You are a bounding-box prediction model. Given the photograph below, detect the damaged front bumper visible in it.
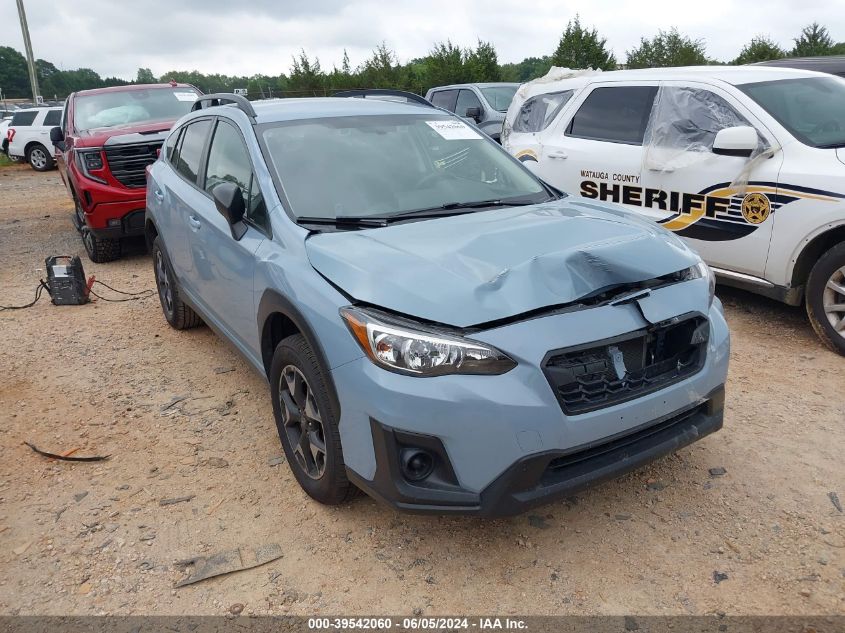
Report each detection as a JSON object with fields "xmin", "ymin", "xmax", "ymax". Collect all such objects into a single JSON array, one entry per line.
[{"xmin": 333, "ymin": 281, "xmax": 730, "ymax": 517}]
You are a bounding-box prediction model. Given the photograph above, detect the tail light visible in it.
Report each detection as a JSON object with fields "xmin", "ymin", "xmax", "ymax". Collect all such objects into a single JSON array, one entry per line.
[{"xmin": 7, "ymin": 128, "xmax": 15, "ymax": 142}]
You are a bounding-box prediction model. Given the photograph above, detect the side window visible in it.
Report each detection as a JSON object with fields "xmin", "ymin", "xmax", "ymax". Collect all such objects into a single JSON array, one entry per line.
[
  {"xmin": 174, "ymin": 119, "xmax": 211, "ymax": 184},
  {"xmin": 566, "ymin": 86, "xmax": 658, "ymax": 145},
  {"xmin": 204, "ymin": 120, "xmax": 268, "ymax": 232},
  {"xmin": 43, "ymin": 110, "xmax": 62, "ymax": 127},
  {"xmin": 646, "ymin": 86, "xmax": 753, "ymax": 152},
  {"xmin": 430, "ymin": 90, "xmax": 458, "ymax": 112},
  {"xmin": 513, "ymin": 90, "xmax": 574, "ymax": 133},
  {"xmin": 10, "ymin": 111, "xmax": 37, "ymax": 126},
  {"xmin": 455, "ymin": 89, "xmax": 483, "ymax": 118},
  {"xmin": 165, "ymin": 127, "xmax": 183, "ymax": 163}
]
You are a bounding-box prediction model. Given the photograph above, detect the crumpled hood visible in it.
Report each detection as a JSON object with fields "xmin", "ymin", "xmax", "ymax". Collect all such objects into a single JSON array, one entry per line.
[{"xmin": 306, "ymin": 199, "xmax": 700, "ymax": 327}]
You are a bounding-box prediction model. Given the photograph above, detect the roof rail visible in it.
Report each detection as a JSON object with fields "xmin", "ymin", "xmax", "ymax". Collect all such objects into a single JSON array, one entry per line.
[
  {"xmin": 332, "ymin": 89, "xmax": 434, "ymax": 107},
  {"xmin": 191, "ymin": 93, "xmax": 257, "ymax": 120}
]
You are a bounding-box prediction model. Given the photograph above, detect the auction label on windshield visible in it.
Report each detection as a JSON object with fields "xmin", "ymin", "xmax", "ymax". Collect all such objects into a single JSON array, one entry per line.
[
  {"xmin": 173, "ymin": 92, "xmax": 198, "ymax": 102},
  {"xmin": 426, "ymin": 120, "xmax": 483, "ymax": 140}
]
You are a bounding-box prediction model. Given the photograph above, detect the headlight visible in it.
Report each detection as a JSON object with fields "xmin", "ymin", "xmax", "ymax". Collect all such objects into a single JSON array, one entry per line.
[
  {"xmin": 680, "ymin": 260, "xmax": 715, "ymax": 306},
  {"xmin": 340, "ymin": 307, "xmax": 516, "ymax": 377},
  {"xmin": 76, "ymin": 149, "xmax": 107, "ymax": 184}
]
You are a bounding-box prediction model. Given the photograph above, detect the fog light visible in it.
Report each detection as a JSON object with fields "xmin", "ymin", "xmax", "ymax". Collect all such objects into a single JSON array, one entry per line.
[
  {"xmin": 400, "ymin": 449, "xmax": 434, "ymax": 482},
  {"xmin": 107, "ymin": 218, "xmax": 121, "ymax": 227}
]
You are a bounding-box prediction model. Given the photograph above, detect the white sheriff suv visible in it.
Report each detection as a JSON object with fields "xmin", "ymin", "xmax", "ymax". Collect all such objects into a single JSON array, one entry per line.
[
  {"xmin": 503, "ymin": 66, "xmax": 845, "ymax": 355},
  {"xmin": 6, "ymin": 106, "xmax": 63, "ymax": 171}
]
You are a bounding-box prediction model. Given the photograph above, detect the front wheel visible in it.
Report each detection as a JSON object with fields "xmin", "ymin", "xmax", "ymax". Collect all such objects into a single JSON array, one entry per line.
[
  {"xmin": 26, "ymin": 144, "xmax": 54, "ymax": 171},
  {"xmin": 82, "ymin": 228, "xmax": 121, "ymax": 263},
  {"xmin": 806, "ymin": 242, "xmax": 845, "ymax": 355},
  {"xmin": 269, "ymin": 334, "xmax": 355, "ymax": 505}
]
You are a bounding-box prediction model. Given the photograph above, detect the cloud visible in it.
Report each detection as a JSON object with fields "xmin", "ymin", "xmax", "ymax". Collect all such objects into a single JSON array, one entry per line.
[{"xmin": 3, "ymin": 0, "xmax": 843, "ymax": 79}]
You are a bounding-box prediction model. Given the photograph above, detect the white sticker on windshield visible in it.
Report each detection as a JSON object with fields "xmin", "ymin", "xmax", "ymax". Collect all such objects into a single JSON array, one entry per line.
[
  {"xmin": 425, "ymin": 120, "xmax": 483, "ymax": 140},
  {"xmin": 174, "ymin": 92, "xmax": 197, "ymax": 102}
]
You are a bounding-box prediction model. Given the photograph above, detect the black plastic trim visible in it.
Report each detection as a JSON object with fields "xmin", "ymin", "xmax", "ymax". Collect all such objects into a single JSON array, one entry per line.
[{"xmin": 349, "ymin": 386, "xmax": 724, "ymax": 517}]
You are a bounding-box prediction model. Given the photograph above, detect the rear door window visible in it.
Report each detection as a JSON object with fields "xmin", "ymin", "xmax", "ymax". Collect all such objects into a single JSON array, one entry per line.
[
  {"xmin": 43, "ymin": 110, "xmax": 62, "ymax": 127},
  {"xmin": 173, "ymin": 119, "xmax": 212, "ymax": 184},
  {"xmin": 430, "ymin": 89, "xmax": 458, "ymax": 112},
  {"xmin": 10, "ymin": 111, "xmax": 38, "ymax": 126},
  {"xmin": 566, "ymin": 86, "xmax": 658, "ymax": 145}
]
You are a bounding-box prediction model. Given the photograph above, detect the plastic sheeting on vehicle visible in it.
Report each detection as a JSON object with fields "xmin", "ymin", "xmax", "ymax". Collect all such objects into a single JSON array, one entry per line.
[
  {"xmin": 503, "ymin": 67, "xmax": 601, "ymax": 145},
  {"xmin": 642, "ymin": 85, "xmax": 780, "ymax": 190}
]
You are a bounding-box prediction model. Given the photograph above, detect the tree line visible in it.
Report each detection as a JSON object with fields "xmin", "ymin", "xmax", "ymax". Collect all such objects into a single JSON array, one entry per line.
[{"xmin": 1, "ymin": 20, "xmax": 843, "ymax": 100}]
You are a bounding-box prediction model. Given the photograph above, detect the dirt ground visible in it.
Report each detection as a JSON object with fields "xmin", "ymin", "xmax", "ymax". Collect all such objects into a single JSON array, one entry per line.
[{"xmin": 0, "ymin": 164, "xmax": 842, "ymax": 617}]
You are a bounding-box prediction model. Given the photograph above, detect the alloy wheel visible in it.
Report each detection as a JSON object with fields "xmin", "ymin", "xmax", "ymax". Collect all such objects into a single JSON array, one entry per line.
[
  {"xmin": 30, "ymin": 148, "xmax": 47, "ymax": 169},
  {"xmin": 279, "ymin": 365, "xmax": 327, "ymax": 479},
  {"xmin": 823, "ymin": 266, "xmax": 845, "ymax": 339},
  {"xmin": 155, "ymin": 250, "xmax": 173, "ymax": 314}
]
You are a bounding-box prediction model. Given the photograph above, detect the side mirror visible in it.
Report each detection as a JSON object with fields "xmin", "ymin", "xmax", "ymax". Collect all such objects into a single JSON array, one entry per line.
[
  {"xmin": 212, "ymin": 181, "xmax": 247, "ymax": 240},
  {"xmin": 464, "ymin": 106, "xmax": 482, "ymax": 123},
  {"xmin": 712, "ymin": 126, "xmax": 757, "ymax": 158},
  {"xmin": 50, "ymin": 126, "xmax": 66, "ymax": 151}
]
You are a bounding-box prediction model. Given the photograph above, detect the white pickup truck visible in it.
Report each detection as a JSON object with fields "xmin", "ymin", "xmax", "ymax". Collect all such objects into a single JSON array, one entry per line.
[{"xmin": 503, "ymin": 66, "xmax": 845, "ymax": 355}]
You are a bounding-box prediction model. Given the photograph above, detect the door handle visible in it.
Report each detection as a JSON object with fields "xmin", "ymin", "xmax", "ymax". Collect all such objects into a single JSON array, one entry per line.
[
  {"xmin": 547, "ymin": 150, "xmax": 568, "ymax": 159},
  {"xmin": 188, "ymin": 215, "xmax": 201, "ymax": 230},
  {"xmin": 153, "ymin": 189, "xmax": 164, "ymax": 202}
]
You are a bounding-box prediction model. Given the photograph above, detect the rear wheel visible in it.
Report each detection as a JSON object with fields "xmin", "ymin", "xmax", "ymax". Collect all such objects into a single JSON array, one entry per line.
[
  {"xmin": 270, "ymin": 334, "xmax": 355, "ymax": 505},
  {"xmin": 26, "ymin": 144, "xmax": 53, "ymax": 171},
  {"xmin": 151, "ymin": 237, "xmax": 201, "ymax": 330},
  {"xmin": 82, "ymin": 228, "xmax": 121, "ymax": 263},
  {"xmin": 806, "ymin": 242, "xmax": 845, "ymax": 355}
]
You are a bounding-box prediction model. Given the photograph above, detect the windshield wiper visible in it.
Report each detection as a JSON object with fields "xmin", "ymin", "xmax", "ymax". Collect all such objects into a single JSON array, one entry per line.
[
  {"xmin": 391, "ymin": 198, "xmax": 541, "ymax": 220},
  {"xmin": 816, "ymin": 142, "xmax": 845, "ymax": 149},
  {"xmin": 297, "ymin": 197, "xmax": 548, "ymax": 230},
  {"xmin": 296, "ymin": 215, "xmax": 389, "ymax": 228}
]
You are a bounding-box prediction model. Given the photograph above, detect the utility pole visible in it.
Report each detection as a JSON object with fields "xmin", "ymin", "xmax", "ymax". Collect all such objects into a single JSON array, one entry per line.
[{"xmin": 15, "ymin": 0, "xmax": 41, "ymax": 104}]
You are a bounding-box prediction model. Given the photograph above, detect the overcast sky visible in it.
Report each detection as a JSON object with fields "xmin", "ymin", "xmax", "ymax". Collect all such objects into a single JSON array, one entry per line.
[{"xmin": 3, "ymin": 0, "xmax": 843, "ymax": 79}]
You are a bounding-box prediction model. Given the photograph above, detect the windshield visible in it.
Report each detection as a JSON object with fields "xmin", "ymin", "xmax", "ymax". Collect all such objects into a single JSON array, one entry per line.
[
  {"xmin": 480, "ymin": 85, "xmax": 518, "ymax": 112},
  {"xmin": 261, "ymin": 114, "xmax": 547, "ymax": 220},
  {"xmin": 739, "ymin": 76, "xmax": 845, "ymax": 148},
  {"xmin": 73, "ymin": 87, "xmax": 200, "ymax": 131}
]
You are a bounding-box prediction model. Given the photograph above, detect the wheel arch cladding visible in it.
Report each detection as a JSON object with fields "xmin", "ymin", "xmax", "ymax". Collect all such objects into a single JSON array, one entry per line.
[
  {"xmin": 257, "ymin": 289, "xmax": 342, "ymax": 419},
  {"xmin": 144, "ymin": 218, "xmax": 159, "ymax": 252},
  {"xmin": 792, "ymin": 224, "xmax": 845, "ymax": 291}
]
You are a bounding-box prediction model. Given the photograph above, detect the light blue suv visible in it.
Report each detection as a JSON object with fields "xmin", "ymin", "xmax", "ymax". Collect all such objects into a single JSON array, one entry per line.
[{"xmin": 145, "ymin": 92, "xmax": 730, "ymax": 516}]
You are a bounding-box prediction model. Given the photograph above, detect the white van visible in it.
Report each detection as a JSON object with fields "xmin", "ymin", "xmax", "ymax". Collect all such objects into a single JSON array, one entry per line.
[{"xmin": 503, "ymin": 66, "xmax": 845, "ymax": 354}]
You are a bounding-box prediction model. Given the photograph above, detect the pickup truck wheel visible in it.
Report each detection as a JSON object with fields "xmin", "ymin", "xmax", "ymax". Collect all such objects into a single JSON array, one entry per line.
[
  {"xmin": 26, "ymin": 144, "xmax": 53, "ymax": 171},
  {"xmin": 806, "ymin": 242, "xmax": 845, "ymax": 355},
  {"xmin": 151, "ymin": 237, "xmax": 201, "ymax": 330},
  {"xmin": 82, "ymin": 228, "xmax": 121, "ymax": 263},
  {"xmin": 270, "ymin": 334, "xmax": 356, "ymax": 505}
]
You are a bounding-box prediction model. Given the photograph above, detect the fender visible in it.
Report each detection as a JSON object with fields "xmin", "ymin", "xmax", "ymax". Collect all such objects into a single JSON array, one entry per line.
[
  {"xmin": 784, "ymin": 218, "xmax": 845, "ymax": 298},
  {"xmin": 256, "ymin": 289, "xmax": 342, "ymax": 417}
]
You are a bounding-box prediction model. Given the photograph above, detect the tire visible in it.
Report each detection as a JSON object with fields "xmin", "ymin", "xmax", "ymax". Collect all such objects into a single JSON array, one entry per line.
[
  {"xmin": 26, "ymin": 144, "xmax": 54, "ymax": 171},
  {"xmin": 71, "ymin": 195, "xmax": 85, "ymax": 233},
  {"xmin": 805, "ymin": 241, "xmax": 845, "ymax": 356},
  {"xmin": 270, "ymin": 334, "xmax": 355, "ymax": 505},
  {"xmin": 82, "ymin": 227, "xmax": 121, "ymax": 263},
  {"xmin": 151, "ymin": 237, "xmax": 201, "ymax": 330}
]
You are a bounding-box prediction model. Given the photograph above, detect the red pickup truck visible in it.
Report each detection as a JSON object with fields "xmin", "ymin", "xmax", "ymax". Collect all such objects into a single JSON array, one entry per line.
[{"xmin": 51, "ymin": 82, "xmax": 201, "ymax": 262}]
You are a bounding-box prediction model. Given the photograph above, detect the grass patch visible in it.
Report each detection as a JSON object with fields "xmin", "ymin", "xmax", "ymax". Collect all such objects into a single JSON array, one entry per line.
[{"xmin": 0, "ymin": 153, "xmax": 14, "ymax": 168}]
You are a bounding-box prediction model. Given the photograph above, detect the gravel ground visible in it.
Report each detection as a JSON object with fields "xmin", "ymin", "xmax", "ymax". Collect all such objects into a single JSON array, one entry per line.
[{"xmin": 0, "ymin": 164, "xmax": 843, "ymax": 616}]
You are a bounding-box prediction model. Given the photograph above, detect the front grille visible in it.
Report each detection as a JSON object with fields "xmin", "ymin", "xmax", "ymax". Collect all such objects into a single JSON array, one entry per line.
[
  {"xmin": 104, "ymin": 142, "xmax": 161, "ymax": 188},
  {"xmin": 543, "ymin": 315, "xmax": 708, "ymax": 415}
]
